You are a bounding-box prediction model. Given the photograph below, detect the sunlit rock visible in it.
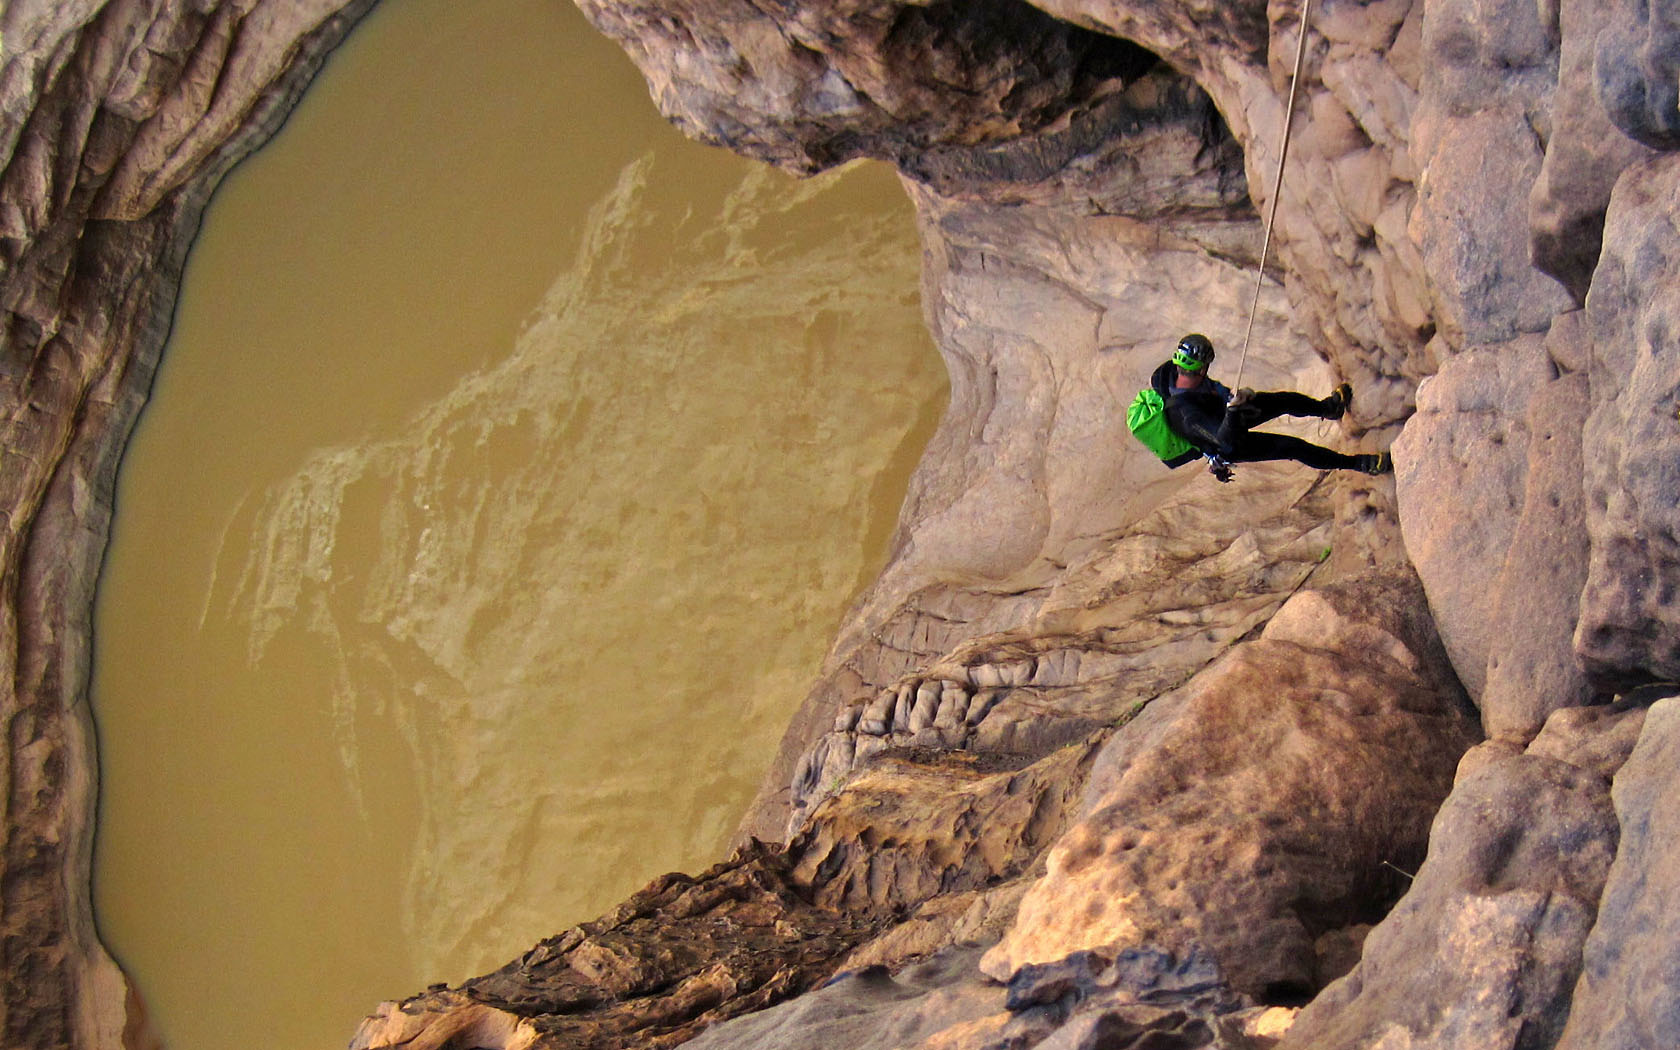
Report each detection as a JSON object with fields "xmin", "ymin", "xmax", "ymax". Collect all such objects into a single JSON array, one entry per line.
[
  {"xmin": 981, "ymin": 573, "xmax": 1476, "ymax": 1001},
  {"xmin": 1394, "ymin": 331, "xmax": 1598, "ymax": 737}
]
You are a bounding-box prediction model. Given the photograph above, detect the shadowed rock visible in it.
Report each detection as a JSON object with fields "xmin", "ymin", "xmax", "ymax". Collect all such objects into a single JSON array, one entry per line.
[
  {"xmin": 1555, "ymin": 696, "xmax": 1680, "ymax": 1050},
  {"xmin": 678, "ymin": 942, "xmax": 1278, "ymax": 1050},
  {"xmin": 1530, "ymin": 0, "xmax": 1658, "ymax": 302},
  {"xmin": 1592, "ymin": 0, "xmax": 1680, "ymax": 149},
  {"xmin": 1576, "ymin": 153, "xmax": 1680, "ymax": 690},
  {"xmin": 573, "ymin": 0, "xmax": 1167, "ymax": 187},
  {"xmin": 352, "ymin": 841, "xmax": 883, "ymax": 1050},
  {"xmin": 1279, "ymin": 699, "xmax": 1645, "ymax": 1050}
]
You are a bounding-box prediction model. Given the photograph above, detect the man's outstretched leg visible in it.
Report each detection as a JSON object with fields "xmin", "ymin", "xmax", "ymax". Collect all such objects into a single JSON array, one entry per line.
[
  {"xmin": 1231, "ymin": 383, "xmax": 1354, "ymax": 427},
  {"xmin": 1229, "ymin": 431, "xmax": 1391, "ymax": 474}
]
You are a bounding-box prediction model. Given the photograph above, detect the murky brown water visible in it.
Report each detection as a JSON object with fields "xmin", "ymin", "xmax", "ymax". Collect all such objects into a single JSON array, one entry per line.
[{"xmin": 90, "ymin": 1, "xmax": 945, "ymax": 1048}]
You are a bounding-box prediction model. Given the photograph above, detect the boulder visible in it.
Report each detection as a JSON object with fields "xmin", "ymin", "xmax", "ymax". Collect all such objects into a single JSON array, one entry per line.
[
  {"xmin": 1405, "ymin": 0, "xmax": 1575, "ymax": 346},
  {"xmin": 1408, "ymin": 105, "xmax": 1575, "ymax": 346},
  {"xmin": 1592, "ymin": 0, "xmax": 1680, "ymax": 149},
  {"xmin": 1555, "ymin": 696, "xmax": 1680, "ymax": 1050},
  {"xmin": 789, "ymin": 741, "xmax": 1106, "ymax": 917},
  {"xmin": 1393, "ymin": 337, "xmax": 1554, "ymax": 702},
  {"xmin": 1481, "ymin": 342, "xmax": 1597, "ymax": 740},
  {"xmin": 1576, "ymin": 153, "xmax": 1680, "ymax": 687},
  {"xmin": 1278, "ymin": 700, "xmax": 1646, "ymax": 1050},
  {"xmin": 980, "ymin": 573, "xmax": 1478, "ymax": 1001},
  {"xmin": 1396, "ymin": 314, "xmax": 1600, "ymax": 740},
  {"xmin": 1530, "ymin": 0, "xmax": 1658, "ymax": 302}
]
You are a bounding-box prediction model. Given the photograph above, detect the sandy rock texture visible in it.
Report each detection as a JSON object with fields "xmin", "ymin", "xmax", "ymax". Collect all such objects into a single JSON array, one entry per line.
[
  {"xmin": 1394, "ymin": 325, "xmax": 1596, "ymax": 738},
  {"xmin": 1280, "ymin": 700, "xmax": 1646, "ymax": 1050},
  {"xmin": 1555, "ymin": 695, "xmax": 1680, "ymax": 1050},
  {"xmin": 678, "ymin": 943, "xmax": 1280, "ymax": 1050},
  {"xmin": 0, "ymin": 2, "xmax": 375, "ymax": 1049},
  {"xmin": 1576, "ymin": 153, "xmax": 1680, "ymax": 689},
  {"xmin": 982, "ymin": 573, "xmax": 1476, "ymax": 1000}
]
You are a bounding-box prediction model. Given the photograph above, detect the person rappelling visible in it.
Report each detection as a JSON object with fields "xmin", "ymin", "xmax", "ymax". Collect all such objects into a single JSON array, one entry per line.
[
  {"xmin": 1121, "ymin": 0, "xmax": 1393, "ymax": 481},
  {"xmin": 1135, "ymin": 333, "xmax": 1391, "ymax": 482}
]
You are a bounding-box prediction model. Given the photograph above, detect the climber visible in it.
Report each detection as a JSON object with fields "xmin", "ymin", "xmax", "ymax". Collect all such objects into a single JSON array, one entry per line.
[{"xmin": 1154, "ymin": 334, "xmax": 1391, "ymax": 482}]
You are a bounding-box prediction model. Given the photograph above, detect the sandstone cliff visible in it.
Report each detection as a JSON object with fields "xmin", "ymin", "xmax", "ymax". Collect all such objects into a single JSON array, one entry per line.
[{"xmin": 5, "ymin": 1, "xmax": 1680, "ymax": 1049}]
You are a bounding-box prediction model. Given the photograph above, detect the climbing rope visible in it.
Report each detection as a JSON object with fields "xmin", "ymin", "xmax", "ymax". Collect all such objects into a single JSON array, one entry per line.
[{"xmin": 1233, "ymin": 0, "xmax": 1317, "ymax": 391}]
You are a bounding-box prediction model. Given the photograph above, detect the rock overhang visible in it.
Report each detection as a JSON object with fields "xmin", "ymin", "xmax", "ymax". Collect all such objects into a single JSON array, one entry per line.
[{"xmin": 573, "ymin": 0, "xmax": 1260, "ymax": 210}]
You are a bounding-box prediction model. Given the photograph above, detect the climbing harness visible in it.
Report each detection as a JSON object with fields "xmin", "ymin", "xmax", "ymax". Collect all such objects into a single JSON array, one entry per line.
[{"xmin": 1234, "ymin": 0, "xmax": 1317, "ymax": 391}]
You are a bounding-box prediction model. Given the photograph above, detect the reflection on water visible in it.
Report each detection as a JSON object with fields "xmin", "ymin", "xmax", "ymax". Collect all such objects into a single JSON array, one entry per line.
[
  {"xmin": 217, "ymin": 154, "xmax": 941, "ymax": 978},
  {"xmin": 90, "ymin": 0, "xmax": 945, "ymax": 1048}
]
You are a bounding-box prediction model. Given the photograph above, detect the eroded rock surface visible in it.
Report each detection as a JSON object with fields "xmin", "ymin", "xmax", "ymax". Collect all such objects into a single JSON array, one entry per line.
[
  {"xmin": 352, "ymin": 841, "xmax": 883, "ymax": 1050},
  {"xmin": 982, "ymin": 573, "xmax": 1477, "ymax": 1001},
  {"xmin": 1555, "ymin": 696, "xmax": 1680, "ymax": 1050},
  {"xmin": 1576, "ymin": 153, "xmax": 1680, "ymax": 690},
  {"xmin": 679, "ymin": 943, "xmax": 1278, "ymax": 1050},
  {"xmin": 1394, "ymin": 327, "xmax": 1596, "ymax": 738},
  {"xmin": 1279, "ymin": 700, "xmax": 1646, "ymax": 1050}
]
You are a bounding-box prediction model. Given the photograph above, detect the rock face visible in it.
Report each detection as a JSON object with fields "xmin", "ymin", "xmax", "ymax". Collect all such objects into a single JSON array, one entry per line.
[
  {"xmin": 1555, "ymin": 696, "xmax": 1680, "ymax": 1050},
  {"xmin": 351, "ymin": 841, "xmax": 883, "ymax": 1050},
  {"xmin": 1279, "ymin": 701, "xmax": 1646, "ymax": 1050},
  {"xmin": 981, "ymin": 573, "xmax": 1476, "ymax": 1001},
  {"xmin": 1576, "ymin": 153, "xmax": 1680, "ymax": 690},
  {"xmin": 11, "ymin": 0, "xmax": 1680, "ymax": 1048},
  {"xmin": 678, "ymin": 944, "xmax": 1274, "ymax": 1050},
  {"xmin": 1394, "ymin": 330, "xmax": 1596, "ymax": 738}
]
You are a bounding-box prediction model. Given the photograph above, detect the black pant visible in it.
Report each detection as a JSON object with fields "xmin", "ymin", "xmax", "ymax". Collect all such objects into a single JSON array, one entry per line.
[{"xmin": 1224, "ymin": 391, "xmax": 1363, "ymax": 471}]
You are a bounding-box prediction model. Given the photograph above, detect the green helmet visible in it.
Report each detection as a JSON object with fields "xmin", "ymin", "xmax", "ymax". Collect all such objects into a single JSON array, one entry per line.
[{"xmin": 1173, "ymin": 334, "xmax": 1215, "ymax": 373}]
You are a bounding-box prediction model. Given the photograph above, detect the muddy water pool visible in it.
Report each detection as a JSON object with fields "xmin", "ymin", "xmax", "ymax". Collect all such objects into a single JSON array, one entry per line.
[{"xmin": 90, "ymin": 1, "xmax": 945, "ymax": 1047}]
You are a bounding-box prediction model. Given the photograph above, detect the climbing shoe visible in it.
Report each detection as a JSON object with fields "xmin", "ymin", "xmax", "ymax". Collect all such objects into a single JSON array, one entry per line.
[
  {"xmin": 1356, "ymin": 451, "xmax": 1393, "ymax": 476},
  {"xmin": 1323, "ymin": 382, "xmax": 1354, "ymax": 419}
]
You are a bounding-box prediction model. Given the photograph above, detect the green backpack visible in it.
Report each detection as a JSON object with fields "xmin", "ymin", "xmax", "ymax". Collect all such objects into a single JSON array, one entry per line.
[{"xmin": 1127, "ymin": 388, "xmax": 1198, "ymax": 465}]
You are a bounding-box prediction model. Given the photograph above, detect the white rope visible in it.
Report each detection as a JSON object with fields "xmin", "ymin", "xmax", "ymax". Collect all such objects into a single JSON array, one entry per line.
[{"xmin": 1234, "ymin": 0, "xmax": 1316, "ymax": 391}]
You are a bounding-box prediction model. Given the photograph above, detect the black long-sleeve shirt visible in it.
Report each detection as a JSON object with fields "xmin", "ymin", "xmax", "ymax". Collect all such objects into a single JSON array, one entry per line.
[{"xmin": 1151, "ymin": 360, "xmax": 1236, "ymax": 456}]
